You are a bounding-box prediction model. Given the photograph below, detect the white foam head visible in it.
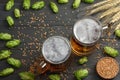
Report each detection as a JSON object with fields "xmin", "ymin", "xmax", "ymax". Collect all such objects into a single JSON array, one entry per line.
[
  {"xmin": 73, "ymin": 17, "xmax": 102, "ymax": 46},
  {"xmin": 42, "ymin": 36, "xmax": 71, "ymax": 64}
]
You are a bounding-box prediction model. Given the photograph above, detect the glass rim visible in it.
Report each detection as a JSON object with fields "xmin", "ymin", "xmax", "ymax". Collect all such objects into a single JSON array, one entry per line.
[
  {"xmin": 73, "ymin": 16, "xmax": 103, "ymax": 46},
  {"xmin": 42, "ymin": 36, "xmax": 71, "ymax": 64}
]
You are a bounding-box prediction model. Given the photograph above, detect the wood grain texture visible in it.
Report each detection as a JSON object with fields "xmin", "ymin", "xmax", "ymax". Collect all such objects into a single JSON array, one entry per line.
[{"xmin": 0, "ymin": 0, "xmax": 120, "ymax": 80}]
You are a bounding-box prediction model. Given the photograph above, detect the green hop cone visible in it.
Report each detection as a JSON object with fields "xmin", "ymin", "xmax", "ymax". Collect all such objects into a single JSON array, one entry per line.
[
  {"xmin": 104, "ymin": 46, "xmax": 119, "ymax": 57},
  {"xmin": 32, "ymin": 1, "xmax": 45, "ymax": 10},
  {"xmin": 6, "ymin": 39, "xmax": 21, "ymax": 48},
  {"xmin": 7, "ymin": 57, "xmax": 22, "ymax": 68},
  {"xmin": 115, "ymin": 29, "xmax": 120, "ymax": 37},
  {"xmin": 14, "ymin": 8, "xmax": 21, "ymax": 18},
  {"xmin": 50, "ymin": 2, "xmax": 59, "ymax": 13},
  {"xmin": 58, "ymin": 0, "xmax": 69, "ymax": 4},
  {"xmin": 23, "ymin": 0, "xmax": 31, "ymax": 10},
  {"xmin": 0, "ymin": 50, "xmax": 12, "ymax": 60},
  {"xmin": 0, "ymin": 33, "xmax": 12, "ymax": 40},
  {"xmin": 49, "ymin": 74, "xmax": 61, "ymax": 80},
  {"xmin": 73, "ymin": 0, "xmax": 81, "ymax": 9},
  {"xmin": 74, "ymin": 69, "xmax": 88, "ymax": 80},
  {"xmin": 79, "ymin": 56, "xmax": 88, "ymax": 64},
  {"xmin": 6, "ymin": 16, "xmax": 14, "ymax": 27},
  {"xmin": 19, "ymin": 72, "xmax": 35, "ymax": 80},
  {"xmin": 82, "ymin": 0, "xmax": 94, "ymax": 3},
  {"xmin": 0, "ymin": 68, "xmax": 14, "ymax": 76},
  {"xmin": 6, "ymin": 0, "xmax": 14, "ymax": 11}
]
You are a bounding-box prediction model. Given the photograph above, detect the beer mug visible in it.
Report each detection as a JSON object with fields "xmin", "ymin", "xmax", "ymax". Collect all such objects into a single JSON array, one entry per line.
[
  {"xmin": 71, "ymin": 16, "xmax": 108, "ymax": 56},
  {"xmin": 35, "ymin": 36, "xmax": 72, "ymax": 74}
]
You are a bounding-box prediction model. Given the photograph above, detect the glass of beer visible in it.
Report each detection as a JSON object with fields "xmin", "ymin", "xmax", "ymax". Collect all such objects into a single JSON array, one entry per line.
[
  {"xmin": 71, "ymin": 16, "xmax": 103, "ymax": 56},
  {"xmin": 36, "ymin": 36, "xmax": 72, "ymax": 74}
]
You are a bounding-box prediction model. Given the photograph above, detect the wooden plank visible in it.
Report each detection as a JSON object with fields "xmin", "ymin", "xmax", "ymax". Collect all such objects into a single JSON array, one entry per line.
[{"xmin": 0, "ymin": 0, "xmax": 120, "ymax": 80}]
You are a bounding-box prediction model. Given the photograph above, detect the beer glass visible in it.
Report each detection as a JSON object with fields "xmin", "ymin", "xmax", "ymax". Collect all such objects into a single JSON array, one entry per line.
[
  {"xmin": 35, "ymin": 36, "xmax": 72, "ymax": 74},
  {"xmin": 71, "ymin": 16, "xmax": 106, "ymax": 56}
]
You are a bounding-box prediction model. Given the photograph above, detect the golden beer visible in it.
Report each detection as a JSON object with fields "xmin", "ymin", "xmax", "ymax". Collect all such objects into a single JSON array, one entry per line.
[{"xmin": 71, "ymin": 17, "xmax": 102, "ymax": 56}]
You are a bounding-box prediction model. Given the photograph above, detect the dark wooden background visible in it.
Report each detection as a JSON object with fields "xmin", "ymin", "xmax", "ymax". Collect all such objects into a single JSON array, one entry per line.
[{"xmin": 0, "ymin": 0, "xmax": 120, "ymax": 80}]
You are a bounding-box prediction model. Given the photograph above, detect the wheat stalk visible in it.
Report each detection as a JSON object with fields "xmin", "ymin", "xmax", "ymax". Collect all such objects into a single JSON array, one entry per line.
[
  {"xmin": 110, "ymin": 11, "xmax": 120, "ymax": 24},
  {"xmin": 97, "ymin": 7, "xmax": 120, "ymax": 19},
  {"xmin": 85, "ymin": 0, "xmax": 112, "ymax": 10},
  {"xmin": 86, "ymin": 0, "xmax": 120, "ymax": 15}
]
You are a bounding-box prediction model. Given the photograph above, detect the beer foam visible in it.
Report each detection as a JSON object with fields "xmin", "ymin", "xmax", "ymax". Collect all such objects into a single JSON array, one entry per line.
[
  {"xmin": 42, "ymin": 36, "xmax": 70, "ymax": 64},
  {"xmin": 74, "ymin": 18, "xmax": 102, "ymax": 44}
]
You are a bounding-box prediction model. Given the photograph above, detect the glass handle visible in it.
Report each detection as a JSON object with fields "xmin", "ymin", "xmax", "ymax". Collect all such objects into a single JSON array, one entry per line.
[
  {"xmin": 36, "ymin": 60, "xmax": 50, "ymax": 74},
  {"xmin": 101, "ymin": 25, "xmax": 111, "ymax": 38},
  {"xmin": 31, "ymin": 56, "xmax": 51, "ymax": 75},
  {"xmin": 102, "ymin": 26, "xmax": 108, "ymax": 30}
]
